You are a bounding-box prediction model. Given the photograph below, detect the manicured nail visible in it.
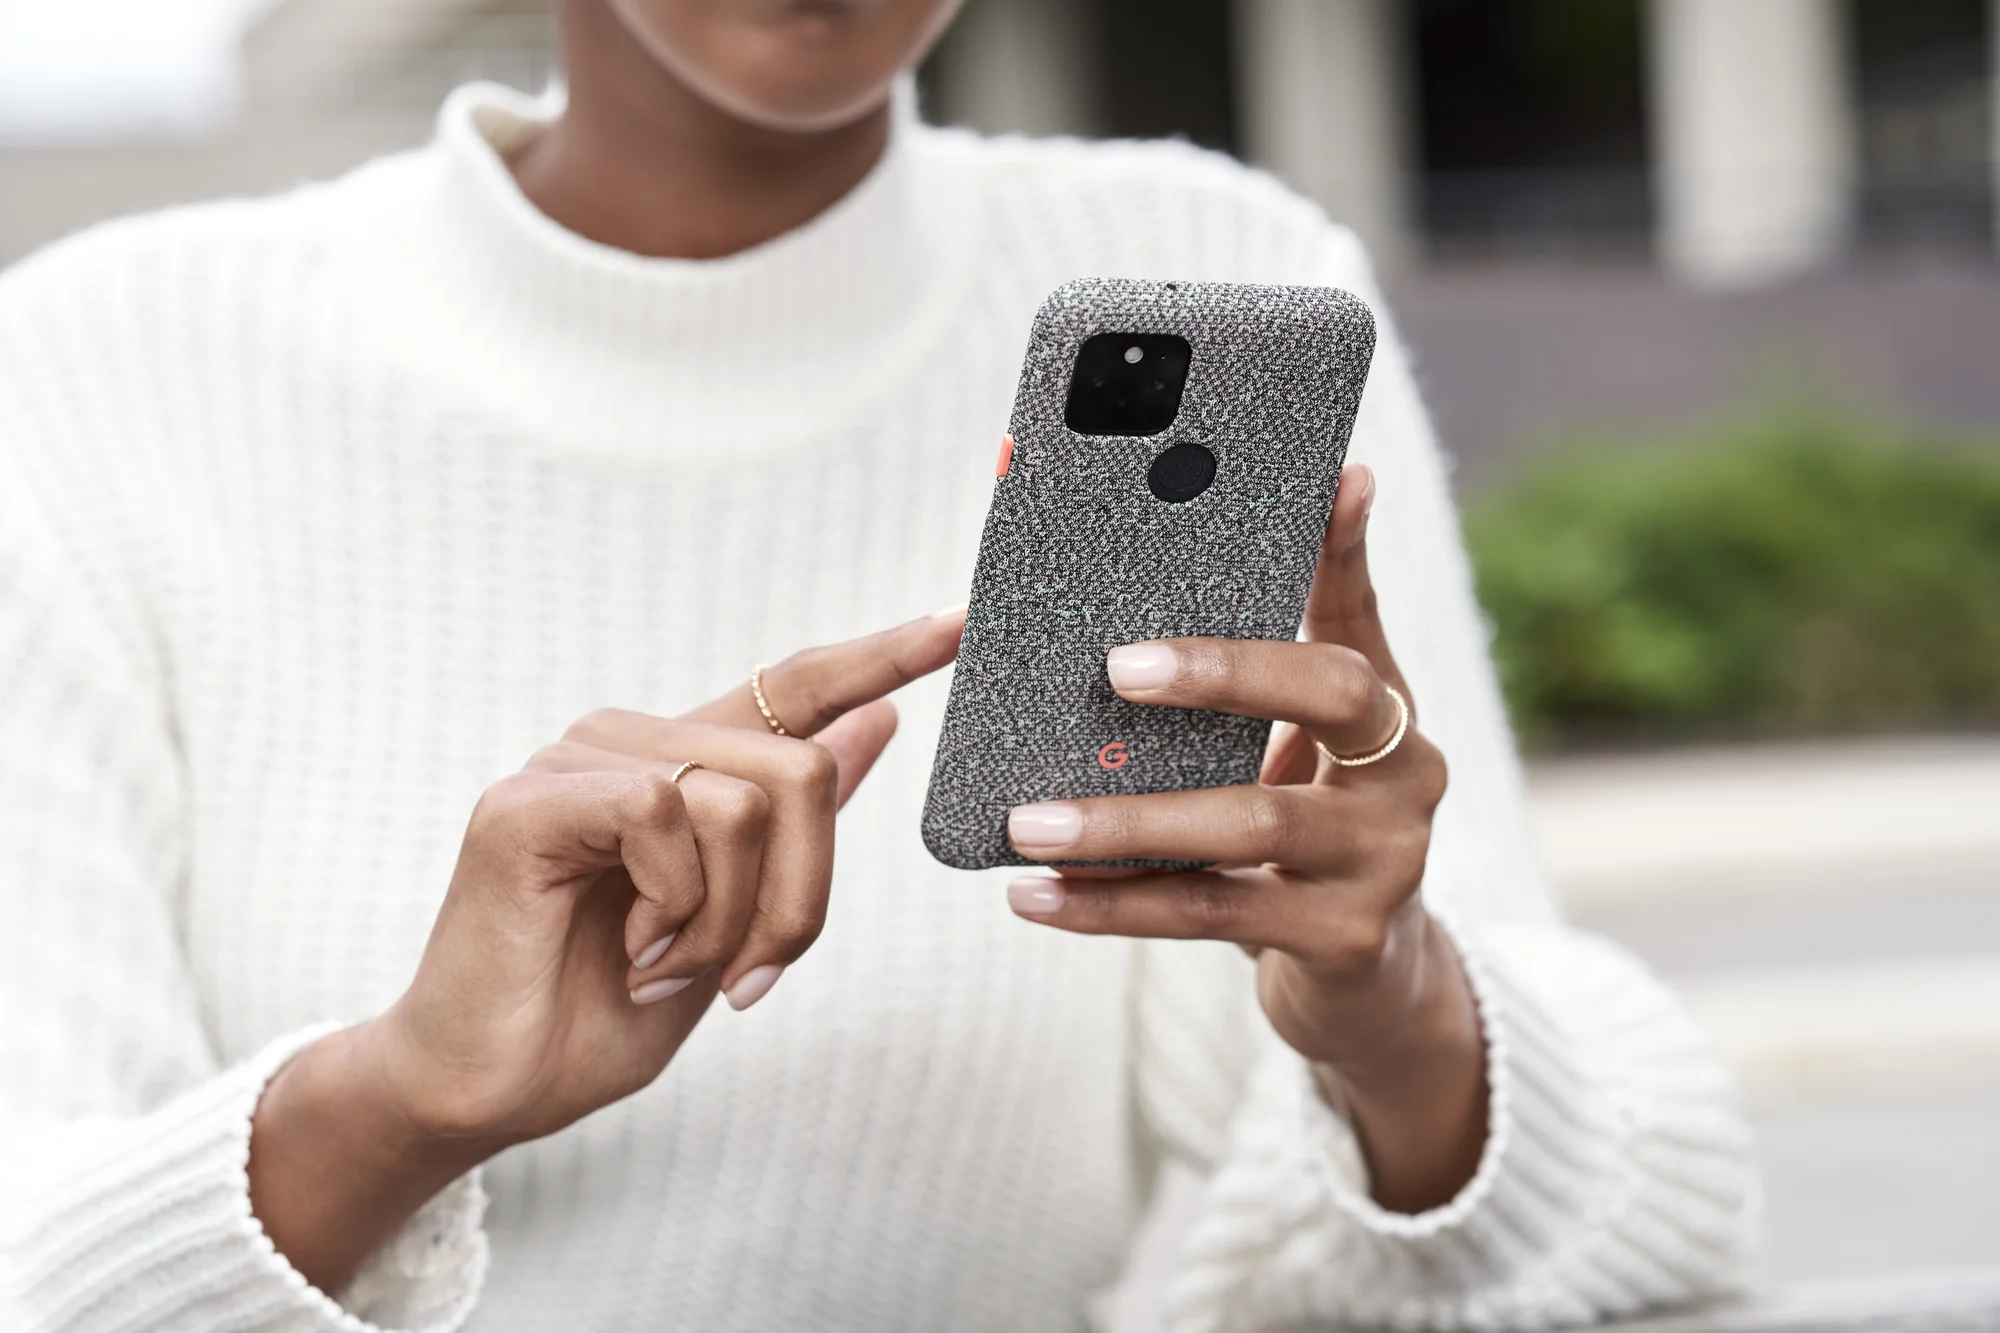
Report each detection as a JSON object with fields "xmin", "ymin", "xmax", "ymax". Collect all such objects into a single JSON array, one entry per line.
[
  {"xmin": 632, "ymin": 934, "xmax": 675, "ymax": 970},
  {"xmin": 1008, "ymin": 877, "xmax": 1066, "ymax": 915},
  {"xmin": 931, "ymin": 602, "xmax": 968, "ymax": 620},
  {"xmin": 1106, "ymin": 643, "xmax": 1177, "ymax": 691},
  {"xmin": 1009, "ymin": 803, "xmax": 1082, "ymax": 848},
  {"xmin": 725, "ymin": 964, "xmax": 785, "ymax": 1011},
  {"xmin": 630, "ymin": 976, "xmax": 694, "ymax": 1005},
  {"xmin": 1336, "ymin": 468, "xmax": 1377, "ymax": 551}
]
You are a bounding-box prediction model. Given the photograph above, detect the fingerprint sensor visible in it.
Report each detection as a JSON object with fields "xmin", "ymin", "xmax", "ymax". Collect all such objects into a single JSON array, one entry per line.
[{"xmin": 1147, "ymin": 442, "xmax": 1217, "ymax": 503}]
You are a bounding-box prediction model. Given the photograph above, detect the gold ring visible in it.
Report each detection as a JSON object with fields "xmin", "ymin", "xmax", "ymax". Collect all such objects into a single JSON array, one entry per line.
[
  {"xmin": 1316, "ymin": 685, "xmax": 1410, "ymax": 769},
  {"xmin": 749, "ymin": 664, "xmax": 789, "ymax": 737},
  {"xmin": 669, "ymin": 760, "xmax": 703, "ymax": 784}
]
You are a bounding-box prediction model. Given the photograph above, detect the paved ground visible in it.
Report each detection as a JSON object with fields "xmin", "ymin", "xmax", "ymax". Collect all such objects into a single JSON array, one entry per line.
[
  {"xmin": 1546, "ymin": 736, "xmax": 2000, "ymax": 1285},
  {"xmin": 1578, "ymin": 912, "xmax": 2000, "ymax": 1288},
  {"xmin": 1747, "ymin": 1082, "xmax": 2000, "ymax": 1284},
  {"xmin": 1108, "ymin": 734, "xmax": 2000, "ymax": 1329}
]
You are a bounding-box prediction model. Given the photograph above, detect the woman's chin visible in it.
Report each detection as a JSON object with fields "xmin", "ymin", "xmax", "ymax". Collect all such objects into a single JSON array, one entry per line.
[
  {"xmin": 695, "ymin": 73, "xmax": 900, "ymax": 135},
  {"xmin": 605, "ymin": 0, "xmax": 957, "ymax": 136}
]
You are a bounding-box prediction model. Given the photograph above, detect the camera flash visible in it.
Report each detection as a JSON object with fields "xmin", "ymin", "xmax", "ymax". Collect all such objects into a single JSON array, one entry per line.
[{"xmin": 1123, "ymin": 345, "xmax": 1143, "ymax": 364}]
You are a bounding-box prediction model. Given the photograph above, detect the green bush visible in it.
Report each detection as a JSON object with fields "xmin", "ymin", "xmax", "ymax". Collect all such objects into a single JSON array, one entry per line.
[{"xmin": 1463, "ymin": 412, "xmax": 2000, "ymax": 749}]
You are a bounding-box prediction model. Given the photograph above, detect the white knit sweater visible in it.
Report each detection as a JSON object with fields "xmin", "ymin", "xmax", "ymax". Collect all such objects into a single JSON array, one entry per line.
[{"xmin": 0, "ymin": 84, "xmax": 1755, "ymax": 1332}]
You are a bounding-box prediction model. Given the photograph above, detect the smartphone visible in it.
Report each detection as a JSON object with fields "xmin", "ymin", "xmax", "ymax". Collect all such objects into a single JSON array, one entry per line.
[{"xmin": 921, "ymin": 278, "xmax": 1377, "ymax": 871}]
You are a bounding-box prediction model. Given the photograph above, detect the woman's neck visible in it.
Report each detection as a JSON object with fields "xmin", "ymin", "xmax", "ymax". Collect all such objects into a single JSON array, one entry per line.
[{"xmin": 510, "ymin": 0, "xmax": 891, "ymax": 261}]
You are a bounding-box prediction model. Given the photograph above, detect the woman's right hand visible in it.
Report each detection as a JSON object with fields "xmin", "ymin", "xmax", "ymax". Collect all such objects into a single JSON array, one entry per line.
[{"xmin": 248, "ymin": 607, "xmax": 964, "ymax": 1291}]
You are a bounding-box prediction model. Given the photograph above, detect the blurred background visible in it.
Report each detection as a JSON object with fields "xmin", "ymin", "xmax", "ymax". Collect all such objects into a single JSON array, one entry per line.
[{"xmin": 4, "ymin": 0, "xmax": 1997, "ymax": 1318}]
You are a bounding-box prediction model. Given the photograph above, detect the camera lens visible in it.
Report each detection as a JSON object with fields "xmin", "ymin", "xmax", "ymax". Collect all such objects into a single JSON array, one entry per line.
[{"xmin": 1123, "ymin": 346, "xmax": 1144, "ymax": 364}]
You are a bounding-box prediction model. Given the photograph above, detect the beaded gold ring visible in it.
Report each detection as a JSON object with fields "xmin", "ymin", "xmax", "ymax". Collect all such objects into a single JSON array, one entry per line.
[
  {"xmin": 749, "ymin": 665, "xmax": 790, "ymax": 737},
  {"xmin": 1315, "ymin": 685, "xmax": 1410, "ymax": 769}
]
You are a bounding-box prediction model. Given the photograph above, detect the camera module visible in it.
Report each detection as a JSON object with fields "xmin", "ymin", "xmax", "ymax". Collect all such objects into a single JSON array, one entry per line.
[{"xmin": 1064, "ymin": 333, "xmax": 1192, "ymax": 436}]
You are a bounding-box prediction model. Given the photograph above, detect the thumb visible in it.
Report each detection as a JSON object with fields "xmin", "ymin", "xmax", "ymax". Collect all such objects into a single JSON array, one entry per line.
[
  {"xmin": 1260, "ymin": 466, "xmax": 1387, "ymax": 788},
  {"xmin": 813, "ymin": 698, "xmax": 900, "ymax": 808},
  {"xmin": 1301, "ymin": 464, "xmax": 1405, "ymax": 694}
]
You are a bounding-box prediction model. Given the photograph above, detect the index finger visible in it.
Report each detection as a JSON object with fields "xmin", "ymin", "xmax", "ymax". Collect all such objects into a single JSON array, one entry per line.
[
  {"xmin": 685, "ymin": 605, "xmax": 965, "ymax": 738},
  {"xmin": 1106, "ymin": 636, "xmax": 1406, "ymax": 759}
]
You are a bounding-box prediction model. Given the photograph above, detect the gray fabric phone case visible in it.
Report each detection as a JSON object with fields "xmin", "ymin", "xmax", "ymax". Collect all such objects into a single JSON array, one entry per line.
[{"xmin": 922, "ymin": 278, "xmax": 1377, "ymax": 870}]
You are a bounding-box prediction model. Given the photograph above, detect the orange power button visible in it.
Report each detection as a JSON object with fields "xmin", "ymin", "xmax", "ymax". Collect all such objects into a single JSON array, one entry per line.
[{"xmin": 995, "ymin": 432, "xmax": 1015, "ymax": 479}]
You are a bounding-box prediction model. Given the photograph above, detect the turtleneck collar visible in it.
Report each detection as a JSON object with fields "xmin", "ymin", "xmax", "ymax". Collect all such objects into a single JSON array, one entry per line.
[{"xmin": 375, "ymin": 80, "xmax": 979, "ymax": 463}]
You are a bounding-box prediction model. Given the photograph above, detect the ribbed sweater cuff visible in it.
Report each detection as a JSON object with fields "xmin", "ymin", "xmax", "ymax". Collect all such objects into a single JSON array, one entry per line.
[
  {"xmin": 1297, "ymin": 911, "xmax": 1603, "ymax": 1314},
  {"xmin": 9, "ymin": 1024, "xmax": 488, "ymax": 1333},
  {"xmin": 1288, "ymin": 910, "xmax": 1750, "ymax": 1327},
  {"xmin": 1164, "ymin": 911, "xmax": 1754, "ymax": 1332}
]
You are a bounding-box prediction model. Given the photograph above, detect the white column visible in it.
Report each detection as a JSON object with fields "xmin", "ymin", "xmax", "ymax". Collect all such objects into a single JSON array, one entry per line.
[
  {"xmin": 1648, "ymin": 0, "xmax": 1856, "ymax": 286},
  {"xmin": 925, "ymin": 0, "xmax": 1098, "ymax": 139},
  {"xmin": 1233, "ymin": 0, "xmax": 1412, "ymax": 271}
]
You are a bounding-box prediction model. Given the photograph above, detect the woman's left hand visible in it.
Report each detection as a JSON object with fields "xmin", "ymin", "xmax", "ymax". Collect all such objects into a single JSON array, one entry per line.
[{"xmin": 1005, "ymin": 464, "xmax": 1489, "ymax": 1211}]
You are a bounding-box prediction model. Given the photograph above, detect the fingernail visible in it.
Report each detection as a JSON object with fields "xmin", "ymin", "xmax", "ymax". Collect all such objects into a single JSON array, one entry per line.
[
  {"xmin": 931, "ymin": 602, "xmax": 968, "ymax": 620},
  {"xmin": 1009, "ymin": 803, "xmax": 1082, "ymax": 848},
  {"xmin": 725, "ymin": 964, "xmax": 785, "ymax": 1011},
  {"xmin": 630, "ymin": 976, "xmax": 695, "ymax": 1005},
  {"xmin": 1008, "ymin": 877, "xmax": 1066, "ymax": 915},
  {"xmin": 1106, "ymin": 643, "xmax": 1176, "ymax": 691},
  {"xmin": 1340, "ymin": 469, "xmax": 1377, "ymax": 552},
  {"xmin": 632, "ymin": 934, "xmax": 675, "ymax": 970},
  {"xmin": 1352, "ymin": 467, "xmax": 1377, "ymax": 528}
]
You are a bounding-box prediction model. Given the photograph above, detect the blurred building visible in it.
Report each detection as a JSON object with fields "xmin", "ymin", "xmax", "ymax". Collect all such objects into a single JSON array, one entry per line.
[
  {"xmin": 924, "ymin": 0, "xmax": 1998, "ymax": 286},
  {"xmin": 918, "ymin": 0, "xmax": 2000, "ymax": 474},
  {"xmin": 5, "ymin": 0, "xmax": 1995, "ymax": 280},
  {"xmin": 2, "ymin": 0, "xmax": 1997, "ymax": 471}
]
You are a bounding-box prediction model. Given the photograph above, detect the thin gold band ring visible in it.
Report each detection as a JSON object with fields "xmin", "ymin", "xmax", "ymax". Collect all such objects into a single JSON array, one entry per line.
[
  {"xmin": 668, "ymin": 760, "xmax": 703, "ymax": 784},
  {"xmin": 1315, "ymin": 685, "xmax": 1410, "ymax": 769}
]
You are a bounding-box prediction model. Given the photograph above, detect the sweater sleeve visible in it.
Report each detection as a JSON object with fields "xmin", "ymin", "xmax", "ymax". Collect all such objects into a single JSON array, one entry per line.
[
  {"xmin": 1129, "ymin": 222, "xmax": 1756, "ymax": 1331},
  {"xmin": 0, "ymin": 382, "xmax": 488, "ymax": 1331}
]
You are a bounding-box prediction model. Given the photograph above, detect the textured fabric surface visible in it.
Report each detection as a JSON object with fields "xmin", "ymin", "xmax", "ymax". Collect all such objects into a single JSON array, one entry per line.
[
  {"xmin": 0, "ymin": 83, "xmax": 1755, "ymax": 1332},
  {"xmin": 923, "ymin": 278, "xmax": 1374, "ymax": 870}
]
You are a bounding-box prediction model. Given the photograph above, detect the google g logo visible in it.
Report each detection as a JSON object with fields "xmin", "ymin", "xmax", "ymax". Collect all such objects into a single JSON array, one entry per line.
[{"xmin": 1097, "ymin": 741, "xmax": 1130, "ymax": 771}]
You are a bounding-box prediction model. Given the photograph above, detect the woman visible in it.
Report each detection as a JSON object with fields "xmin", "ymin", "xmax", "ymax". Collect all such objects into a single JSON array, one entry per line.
[{"xmin": 0, "ymin": 1, "xmax": 1754, "ymax": 1329}]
